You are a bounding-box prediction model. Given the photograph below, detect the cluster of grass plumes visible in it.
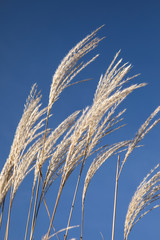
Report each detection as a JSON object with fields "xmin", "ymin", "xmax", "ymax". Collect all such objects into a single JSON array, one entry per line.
[
  {"xmin": 124, "ymin": 163, "xmax": 160, "ymax": 240},
  {"xmin": 0, "ymin": 26, "xmax": 160, "ymax": 240}
]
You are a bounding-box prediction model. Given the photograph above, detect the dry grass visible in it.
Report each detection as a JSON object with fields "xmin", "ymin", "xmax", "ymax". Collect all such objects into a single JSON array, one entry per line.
[
  {"xmin": 0, "ymin": 26, "xmax": 160, "ymax": 240},
  {"xmin": 124, "ymin": 164, "xmax": 160, "ymax": 240}
]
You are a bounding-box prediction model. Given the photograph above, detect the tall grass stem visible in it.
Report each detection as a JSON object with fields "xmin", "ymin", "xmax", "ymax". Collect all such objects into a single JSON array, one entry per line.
[{"xmin": 111, "ymin": 155, "xmax": 120, "ymax": 240}]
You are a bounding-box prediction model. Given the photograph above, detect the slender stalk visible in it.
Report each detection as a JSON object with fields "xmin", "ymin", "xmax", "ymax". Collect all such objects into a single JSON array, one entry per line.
[
  {"xmin": 4, "ymin": 201, "xmax": 12, "ymax": 240},
  {"xmin": 47, "ymin": 225, "xmax": 79, "ymax": 240},
  {"xmin": 100, "ymin": 232, "xmax": 104, "ymax": 240},
  {"xmin": 24, "ymin": 183, "xmax": 36, "ymax": 240},
  {"xmin": 4, "ymin": 188, "xmax": 13, "ymax": 240},
  {"xmin": 45, "ymin": 183, "xmax": 64, "ymax": 239},
  {"xmin": 29, "ymin": 110, "xmax": 50, "ymax": 240},
  {"xmin": 65, "ymin": 133, "xmax": 91, "ymax": 240},
  {"xmin": 64, "ymin": 167, "xmax": 83, "ymax": 240},
  {"xmin": 34, "ymin": 190, "xmax": 43, "ymax": 223},
  {"xmin": 81, "ymin": 203, "xmax": 84, "ymax": 240},
  {"xmin": 29, "ymin": 174, "xmax": 40, "ymax": 240},
  {"xmin": 111, "ymin": 155, "xmax": 120, "ymax": 240},
  {"xmin": 40, "ymin": 172, "xmax": 60, "ymax": 240},
  {"xmin": 64, "ymin": 141, "xmax": 89, "ymax": 240},
  {"xmin": 64, "ymin": 176, "xmax": 81, "ymax": 240},
  {"xmin": 0, "ymin": 198, "xmax": 5, "ymax": 229}
]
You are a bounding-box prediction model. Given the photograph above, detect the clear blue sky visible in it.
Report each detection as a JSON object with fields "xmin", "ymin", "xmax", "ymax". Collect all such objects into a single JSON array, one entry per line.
[{"xmin": 0, "ymin": 0, "xmax": 160, "ymax": 239}]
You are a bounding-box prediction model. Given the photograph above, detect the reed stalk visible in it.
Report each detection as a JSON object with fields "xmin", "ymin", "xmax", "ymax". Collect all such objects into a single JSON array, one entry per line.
[{"xmin": 111, "ymin": 155, "xmax": 120, "ymax": 240}]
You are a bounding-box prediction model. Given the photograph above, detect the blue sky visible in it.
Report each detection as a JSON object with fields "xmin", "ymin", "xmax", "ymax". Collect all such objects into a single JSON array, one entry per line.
[{"xmin": 0, "ymin": 0, "xmax": 160, "ymax": 239}]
